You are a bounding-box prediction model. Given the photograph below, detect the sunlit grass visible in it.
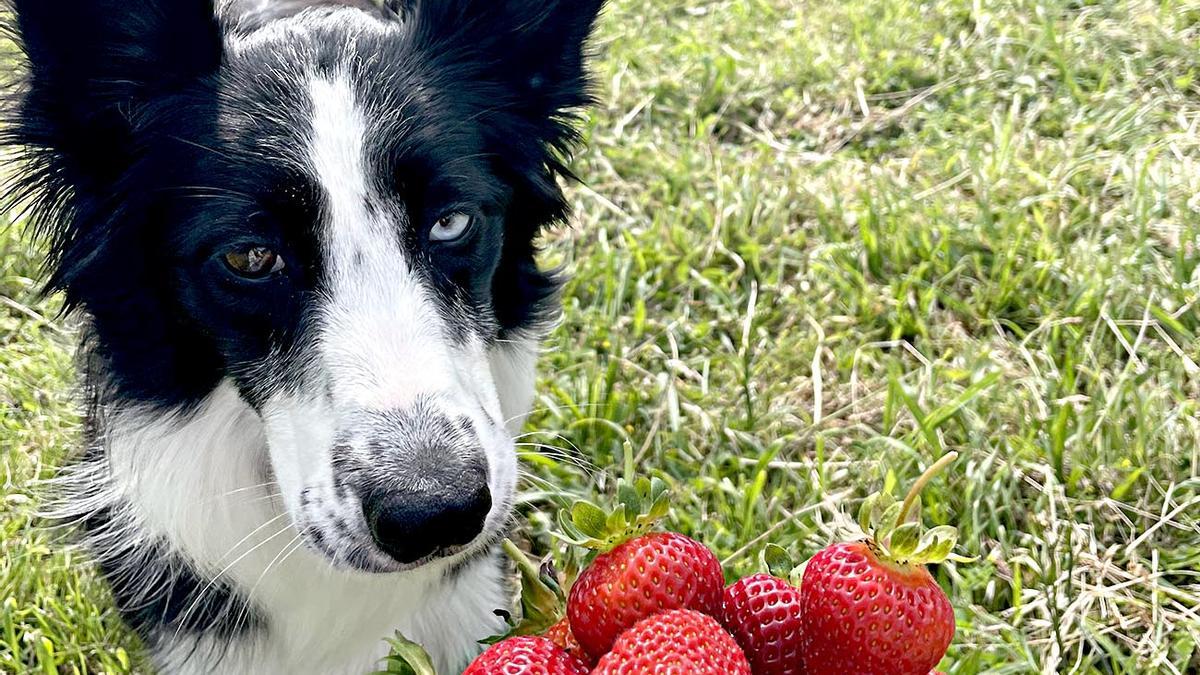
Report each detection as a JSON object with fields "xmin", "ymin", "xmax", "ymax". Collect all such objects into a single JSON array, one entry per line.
[{"xmin": 4, "ymin": 0, "xmax": 1199, "ymax": 673}]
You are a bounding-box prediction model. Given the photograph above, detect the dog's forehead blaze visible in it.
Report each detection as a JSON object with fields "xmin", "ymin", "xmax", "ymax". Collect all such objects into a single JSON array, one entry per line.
[
  {"xmin": 306, "ymin": 74, "xmax": 382, "ymax": 272},
  {"xmin": 302, "ymin": 72, "xmax": 459, "ymax": 412}
]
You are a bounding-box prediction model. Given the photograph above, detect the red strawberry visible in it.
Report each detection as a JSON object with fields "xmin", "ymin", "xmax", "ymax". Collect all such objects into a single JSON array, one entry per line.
[
  {"xmin": 566, "ymin": 531, "xmax": 725, "ymax": 659},
  {"xmin": 592, "ymin": 609, "xmax": 753, "ymax": 674},
  {"xmin": 719, "ymin": 573, "xmax": 804, "ymax": 675},
  {"xmin": 462, "ymin": 636, "xmax": 589, "ymax": 675},
  {"xmin": 543, "ymin": 618, "xmax": 592, "ymax": 666},
  {"xmin": 799, "ymin": 453, "xmax": 966, "ymax": 675},
  {"xmin": 800, "ymin": 541, "xmax": 953, "ymax": 675}
]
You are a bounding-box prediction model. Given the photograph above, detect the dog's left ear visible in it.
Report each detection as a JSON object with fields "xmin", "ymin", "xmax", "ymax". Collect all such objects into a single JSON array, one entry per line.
[{"xmin": 411, "ymin": 0, "xmax": 605, "ymax": 124}]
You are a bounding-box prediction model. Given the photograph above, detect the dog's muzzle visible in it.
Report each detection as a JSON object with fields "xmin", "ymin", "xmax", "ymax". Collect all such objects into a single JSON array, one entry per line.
[{"xmin": 342, "ymin": 405, "xmax": 493, "ymax": 565}]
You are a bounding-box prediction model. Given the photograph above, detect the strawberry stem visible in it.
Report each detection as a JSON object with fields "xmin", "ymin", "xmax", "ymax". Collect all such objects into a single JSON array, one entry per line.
[
  {"xmin": 897, "ymin": 452, "xmax": 959, "ymax": 526},
  {"xmin": 502, "ymin": 538, "xmax": 541, "ymax": 579}
]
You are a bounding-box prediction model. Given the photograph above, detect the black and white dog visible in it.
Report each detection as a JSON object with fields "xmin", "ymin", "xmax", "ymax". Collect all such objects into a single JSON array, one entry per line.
[{"xmin": 3, "ymin": 0, "xmax": 602, "ymax": 672}]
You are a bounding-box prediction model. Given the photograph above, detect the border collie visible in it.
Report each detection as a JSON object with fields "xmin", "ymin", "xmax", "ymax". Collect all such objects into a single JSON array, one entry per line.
[{"xmin": 2, "ymin": 0, "xmax": 602, "ymax": 672}]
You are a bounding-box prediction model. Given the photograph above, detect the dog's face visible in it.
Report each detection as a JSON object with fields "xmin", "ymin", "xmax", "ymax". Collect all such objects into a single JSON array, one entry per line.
[{"xmin": 5, "ymin": 0, "xmax": 602, "ymax": 572}]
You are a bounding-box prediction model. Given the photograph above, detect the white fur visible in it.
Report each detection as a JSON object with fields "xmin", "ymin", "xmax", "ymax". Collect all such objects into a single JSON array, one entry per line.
[
  {"xmin": 100, "ymin": 382, "xmax": 514, "ymax": 674},
  {"xmin": 64, "ymin": 11, "xmax": 549, "ymax": 673},
  {"xmin": 247, "ymin": 73, "xmax": 519, "ymax": 574},
  {"xmin": 80, "ymin": 59, "xmax": 539, "ymax": 675}
]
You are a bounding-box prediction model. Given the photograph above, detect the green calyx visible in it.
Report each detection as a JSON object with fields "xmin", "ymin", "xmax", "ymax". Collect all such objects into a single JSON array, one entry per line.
[
  {"xmin": 378, "ymin": 538, "xmax": 568, "ymax": 673},
  {"xmin": 858, "ymin": 451, "xmax": 975, "ymax": 567},
  {"xmin": 483, "ymin": 539, "xmax": 568, "ymax": 644},
  {"xmin": 376, "ymin": 632, "xmax": 437, "ymax": 675},
  {"xmin": 763, "ymin": 543, "xmax": 807, "ymax": 587},
  {"xmin": 555, "ymin": 476, "xmax": 670, "ymax": 552}
]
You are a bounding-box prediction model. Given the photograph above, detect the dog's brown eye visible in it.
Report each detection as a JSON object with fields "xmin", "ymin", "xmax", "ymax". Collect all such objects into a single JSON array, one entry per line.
[{"xmin": 225, "ymin": 246, "xmax": 285, "ymax": 279}]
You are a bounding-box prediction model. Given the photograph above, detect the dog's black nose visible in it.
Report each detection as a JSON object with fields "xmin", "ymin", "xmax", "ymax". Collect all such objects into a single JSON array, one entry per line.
[{"xmin": 363, "ymin": 463, "xmax": 492, "ymax": 565}]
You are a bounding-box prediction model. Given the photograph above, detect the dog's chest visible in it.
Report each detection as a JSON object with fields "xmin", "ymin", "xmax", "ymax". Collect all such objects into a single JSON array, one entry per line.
[
  {"xmin": 266, "ymin": 562, "xmax": 506, "ymax": 674},
  {"xmin": 160, "ymin": 557, "xmax": 508, "ymax": 674}
]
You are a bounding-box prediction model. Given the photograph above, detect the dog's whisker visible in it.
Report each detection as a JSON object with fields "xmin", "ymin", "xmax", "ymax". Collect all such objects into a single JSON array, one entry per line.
[
  {"xmin": 235, "ymin": 492, "xmax": 285, "ymax": 507},
  {"xmin": 513, "ymin": 436, "xmax": 599, "ymax": 468},
  {"xmin": 513, "ymin": 427, "xmax": 588, "ymax": 454},
  {"xmin": 208, "ymin": 482, "xmax": 280, "ymax": 501},
  {"xmin": 515, "ymin": 446, "xmax": 601, "ymax": 477},
  {"xmin": 220, "ymin": 531, "xmax": 306, "ymax": 648},
  {"xmin": 214, "ymin": 512, "xmax": 292, "ymax": 566},
  {"xmin": 171, "ymin": 521, "xmax": 294, "ymax": 644},
  {"xmin": 239, "ymin": 533, "xmax": 306, "ymax": 622},
  {"xmin": 503, "ymin": 401, "xmax": 620, "ymax": 426},
  {"xmin": 513, "ymin": 439, "xmax": 590, "ymax": 457}
]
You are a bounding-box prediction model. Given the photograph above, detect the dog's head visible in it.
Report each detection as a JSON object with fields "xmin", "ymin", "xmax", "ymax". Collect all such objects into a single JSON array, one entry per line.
[{"xmin": 4, "ymin": 0, "xmax": 602, "ymax": 572}]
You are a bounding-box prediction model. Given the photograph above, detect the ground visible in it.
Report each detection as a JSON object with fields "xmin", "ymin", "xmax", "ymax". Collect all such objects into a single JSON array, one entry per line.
[{"xmin": 3, "ymin": 0, "xmax": 1199, "ymax": 673}]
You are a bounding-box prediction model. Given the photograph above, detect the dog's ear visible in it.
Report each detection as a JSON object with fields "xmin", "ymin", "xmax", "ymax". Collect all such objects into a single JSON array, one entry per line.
[
  {"xmin": 411, "ymin": 0, "xmax": 605, "ymax": 126},
  {"xmin": 4, "ymin": 0, "xmax": 223, "ymax": 290},
  {"xmin": 10, "ymin": 0, "xmax": 222, "ymax": 183},
  {"xmin": 407, "ymin": 0, "xmax": 604, "ymax": 333}
]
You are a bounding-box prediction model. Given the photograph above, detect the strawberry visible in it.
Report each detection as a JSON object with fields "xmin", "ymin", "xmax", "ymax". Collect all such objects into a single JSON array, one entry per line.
[
  {"xmin": 800, "ymin": 540, "xmax": 953, "ymax": 675},
  {"xmin": 799, "ymin": 452, "xmax": 966, "ymax": 675},
  {"xmin": 543, "ymin": 618, "xmax": 592, "ymax": 666},
  {"xmin": 592, "ymin": 609, "xmax": 753, "ymax": 674},
  {"xmin": 719, "ymin": 573, "xmax": 804, "ymax": 675},
  {"xmin": 462, "ymin": 636, "xmax": 590, "ymax": 675},
  {"xmin": 566, "ymin": 531, "xmax": 725, "ymax": 658}
]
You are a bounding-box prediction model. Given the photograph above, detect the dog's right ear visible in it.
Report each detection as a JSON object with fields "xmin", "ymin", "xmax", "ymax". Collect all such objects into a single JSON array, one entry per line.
[
  {"xmin": 9, "ymin": 0, "xmax": 223, "ymax": 187},
  {"xmin": 4, "ymin": 0, "xmax": 223, "ymax": 289}
]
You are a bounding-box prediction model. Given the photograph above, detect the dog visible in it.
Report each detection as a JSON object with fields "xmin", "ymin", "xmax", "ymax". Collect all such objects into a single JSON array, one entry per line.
[{"xmin": 2, "ymin": 0, "xmax": 602, "ymax": 672}]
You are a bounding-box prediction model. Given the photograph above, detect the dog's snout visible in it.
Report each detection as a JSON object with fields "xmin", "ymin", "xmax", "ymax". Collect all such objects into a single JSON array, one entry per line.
[
  {"xmin": 334, "ymin": 403, "xmax": 498, "ymax": 566},
  {"xmin": 362, "ymin": 456, "xmax": 492, "ymax": 565}
]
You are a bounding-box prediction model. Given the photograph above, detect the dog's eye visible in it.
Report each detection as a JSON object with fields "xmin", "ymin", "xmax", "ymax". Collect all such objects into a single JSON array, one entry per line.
[
  {"xmin": 430, "ymin": 212, "xmax": 474, "ymax": 243},
  {"xmin": 225, "ymin": 246, "xmax": 285, "ymax": 279}
]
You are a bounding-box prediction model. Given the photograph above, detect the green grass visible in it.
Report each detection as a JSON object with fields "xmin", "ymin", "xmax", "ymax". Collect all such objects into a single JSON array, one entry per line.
[{"xmin": 4, "ymin": 0, "xmax": 1200, "ymax": 672}]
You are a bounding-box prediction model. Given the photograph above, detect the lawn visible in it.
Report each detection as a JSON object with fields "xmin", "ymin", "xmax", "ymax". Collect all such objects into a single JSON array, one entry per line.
[{"xmin": 3, "ymin": 0, "xmax": 1200, "ymax": 673}]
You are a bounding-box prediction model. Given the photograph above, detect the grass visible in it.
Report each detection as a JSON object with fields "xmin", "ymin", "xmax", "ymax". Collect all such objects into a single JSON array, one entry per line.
[{"xmin": 3, "ymin": 0, "xmax": 1200, "ymax": 672}]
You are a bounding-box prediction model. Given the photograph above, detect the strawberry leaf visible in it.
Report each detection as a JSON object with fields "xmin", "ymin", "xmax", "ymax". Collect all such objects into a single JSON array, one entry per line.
[
  {"xmin": 876, "ymin": 501, "xmax": 903, "ymax": 539},
  {"xmin": 617, "ymin": 481, "xmax": 641, "ymax": 517},
  {"xmin": 902, "ymin": 494, "xmax": 922, "ymax": 525},
  {"xmin": 487, "ymin": 540, "xmax": 567, "ymax": 641},
  {"xmin": 858, "ymin": 492, "xmax": 881, "ymax": 535},
  {"xmin": 787, "ymin": 559, "xmax": 808, "ymax": 588},
  {"xmin": 860, "ymin": 452, "xmax": 974, "ymax": 570},
  {"xmin": 571, "ymin": 501, "xmax": 608, "ymax": 539},
  {"xmin": 888, "ymin": 521, "xmax": 922, "ymax": 560},
  {"xmin": 611, "ymin": 504, "xmax": 633, "ymax": 532},
  {"xmin": 645, "ymin": 494, "xmax": 670, "ymax": 522},
  {"xmin": 379, "ymin": 632, "xmax": 437, "ymax": 675},
  {"xmin": 910, "ymin": 525, "xmax": 958, "ymax": 564},
  {"xmin": 552, "ymin": 477, "xmax": 673, "ymax": 552},
  {"xmin": 763, "ymin": 544, "xmax": 793, "ymax": 578},
  {"xmin": 648, "ymin": 476, "xmax": 669, "ymax": 503}
]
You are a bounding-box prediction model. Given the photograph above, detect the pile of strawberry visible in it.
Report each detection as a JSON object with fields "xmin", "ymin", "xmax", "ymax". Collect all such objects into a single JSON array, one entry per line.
[{"xmin": 396, "ymin": 454, "xmax": 966, "ymax": 675}]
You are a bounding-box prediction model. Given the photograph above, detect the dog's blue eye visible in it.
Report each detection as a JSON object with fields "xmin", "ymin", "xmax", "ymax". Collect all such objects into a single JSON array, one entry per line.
[
  {"xmin": 225, "ymin": 246, "xmax": 285, "ymax": 279},
  {"xmin": 430, "ymin": 212, "xmax": 474, "ymax": 243}
]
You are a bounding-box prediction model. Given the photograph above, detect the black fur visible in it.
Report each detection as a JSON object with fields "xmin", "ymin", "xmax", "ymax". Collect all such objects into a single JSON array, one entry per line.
[
  {"xmin": 2, "ymin": 0, "xmax": 604, "ymax": 651},
  {"xmin": 84, "ymin": 505, "xmax": 265, "ymax": 642},
  {"xmin": 2, "ymin": 0, "xmax": 602, "ymax": 410}
]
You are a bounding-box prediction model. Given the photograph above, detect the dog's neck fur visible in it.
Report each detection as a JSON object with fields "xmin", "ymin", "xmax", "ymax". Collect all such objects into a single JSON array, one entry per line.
[{"xmin": 66, "ymin": 340, "xmax": 538, "ymax": 674}]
